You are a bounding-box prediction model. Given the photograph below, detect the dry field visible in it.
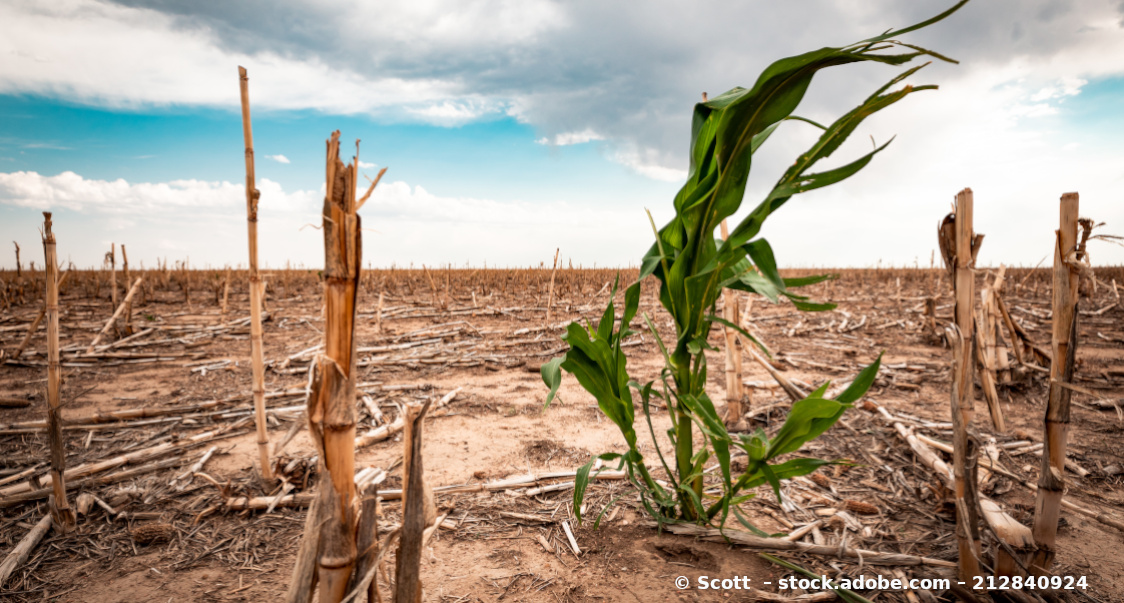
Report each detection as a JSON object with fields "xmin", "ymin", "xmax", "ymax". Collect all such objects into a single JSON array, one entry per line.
[{"xmin": 0, "ymin": 265, "xmax": 1122, "ymax": 602}]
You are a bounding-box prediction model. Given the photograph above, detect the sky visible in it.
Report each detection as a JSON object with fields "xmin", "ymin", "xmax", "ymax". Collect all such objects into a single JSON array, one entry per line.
[{"xmin": 1, "ymin": 0, "xmax": 1122, "ymax": 270}]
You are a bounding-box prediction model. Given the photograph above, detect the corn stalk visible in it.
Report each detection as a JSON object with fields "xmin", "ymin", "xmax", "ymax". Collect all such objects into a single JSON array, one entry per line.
[
  {"xmin": 42, "ymin": 212, "xmax": 75, "ymax": 532},
  {"xmin": 1030, "ymin": 192, "xmax": 1081, "ymax": 573},
  {"xmin": 288, "ymin": 131, "xmax": 384, "ymax": 603},
  {"xmin": 238, "ymin": 66, "xmax": 273, "ymax": 481},
  {"xmin": 544, "ymin": 1, "xmax": 967, "ymax": 526}
]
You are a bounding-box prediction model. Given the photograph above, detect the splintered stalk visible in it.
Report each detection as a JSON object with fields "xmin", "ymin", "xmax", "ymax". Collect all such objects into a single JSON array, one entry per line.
[
  {"xmin": 395, "ymin": 399, "xmax": 433, "ymax": 603},
  {"xmin": 290, "ymin": 131, "xmax": 382, "ymax": 603},
  {"xmin": 951, "ymin": 188, "xmax": 976, "ymax": 428},
  {"xmin": 314, "ymin": 131, "xmax": 362, "ymax": 600},
  {"xmin": 947, "ymin": 326, "xmax": 981, "ymax": 582},
  {"xmin": 1031, "ymin": 192, "xmax": 1081, "ymax": 573},
  {"xmin": 238, "ymin": 66, "xmax": 273, "ymax": 481},
  {"xmin": 945, "ymin": 189, "xmax": 981, "ymax": 581}
]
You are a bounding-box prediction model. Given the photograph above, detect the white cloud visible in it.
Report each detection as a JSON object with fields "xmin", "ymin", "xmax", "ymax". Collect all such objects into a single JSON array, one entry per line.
[
  {"xmin": 0, "ymin": 170, "xmax": 316, "ymax": 214},
  {"xmin": 1030, "ymin": 76, "xmax": 1088, "ymax": 102},
  {"xmin": 0, "ymin": 0, "xmax": 481, "ymax": 123},
  {"xmin": 357, "ymin": 160, "xmax": 377, "ymax": 169},
  {"xmin": 357, "ymin": 179, "xmax": 673, "ymax": 267},
  {"xmin": 611, "ymin": 146, "xmax": 686, "ymax": 183},
  {"xmin": 266, "ymin": 154, "xmax": 290, "ymax": 164},
  {"xmin": 0, "ymin": 170, "xmax": 670, "ymax": 268},
  {"xmin": 404, "ymin": 99, "xmax": 504, "ymax": 126},
  {"xmin": 536, "ymin": 129, "xmax": 605, "ymax": 146}
]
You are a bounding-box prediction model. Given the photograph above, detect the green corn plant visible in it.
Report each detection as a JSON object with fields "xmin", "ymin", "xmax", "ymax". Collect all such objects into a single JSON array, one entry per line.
[{"xmin": 542, "ymin": 1, "xmax": 967, "ymax": 528}]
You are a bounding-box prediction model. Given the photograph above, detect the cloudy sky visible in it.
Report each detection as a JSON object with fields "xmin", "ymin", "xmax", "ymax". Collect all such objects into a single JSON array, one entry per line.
[{"xmin": 1, "ymin": 0, "xmax": 1122, "ymax": 270}]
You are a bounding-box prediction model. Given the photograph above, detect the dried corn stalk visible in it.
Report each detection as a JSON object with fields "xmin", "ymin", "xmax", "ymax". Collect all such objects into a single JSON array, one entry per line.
[
  {"xmin": 1031, "ymin": 192, "xmax": 1081, "ymax": 573},
  {"xmin": 720, "ymin": 220, "xmax": 745, "ymax": 427},
  {"xmin": 941, "ymin": 191, "xmax": 982, "ymax": 582},
  {"xmin": 42, "ymin": 212, "xmax": 75, "ymax": 532},
  {"xmin": 238, "ymin": 66, "xmax": 273, "ymax": 480},
  {"xmin": 289, "ymin": 131, "xmax": 372, "ymax": 603}
]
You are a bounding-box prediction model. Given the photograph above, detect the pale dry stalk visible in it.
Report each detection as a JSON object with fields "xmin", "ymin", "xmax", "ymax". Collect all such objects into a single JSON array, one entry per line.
[
  {"xmin": 108, "ymin": 242, "xmax": 118, "ymax": 322},
  {"xmin": 395, "ymin": 399, "xmax": 435, "ymax": 603},
  {"xmin": 285, "ymin": 490, "xmax": 323, "ymax": 603},
  {"xmin": 1031, "ymin": 192, "xmax": 1080, "ymax": 573},
  {"xmin": 989, "ymin": 266, "xmax": 1012, "ymax": 382},
  {"xmin": 121, "ymin": 244, "xmax": 133, "ymax": 335},
  {"xmin": 546, "ymin": 248, "xmax": 559, "ymax": 320},
  {"xmin": 973, "ymin": 305, "xmax": 1006, "ymax": 432},
  {"xmin": 42, "ymin": 213, "xmax": 75, "ymax": 532},
  {"xmin": 221, "ymin": 266, "xmax": 231, "ymax": 317},
  {"xmin": 422, "ymin": 265, "xmax": 441, "ymax": 310},
  {"xmin": 86, "ymin": 277, "xmax": 143, "ymax": 353},
  {"xmin": 351, "ymin": 483, "xmax": 380, "ymax": 603},
  {"xmin": 947, "ymin": 326, "xmax": 981, "ymax": 582},
  {"xmin": 719, "ymin": 219, "xmax": 745, "ymax": 425},
  {"xmin": 238, "ymin": 65, "xmax": 274, "ymax": 481},
  {"xmin": 375, "ymin": 291, "xmax": 384, "ymax": 334},
  {"xmin": 13, "ymin": 271, "xmax": 70, "ymax": 358},
  {"xmin": 0, "ymin": 514, "xmax": 52, "ymax": 586},
  {"xmin": 944, "ymin": 189, "xmax": 981, "ymax": 581},
  {"xmin": 951, "ymin": 188, "xmax": 977, "ymax": 428}
]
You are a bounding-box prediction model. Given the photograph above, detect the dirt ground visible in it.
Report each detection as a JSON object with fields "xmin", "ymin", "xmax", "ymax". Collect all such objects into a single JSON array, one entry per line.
[{"xmin": 0, "ymin": 267, "xmax": 1122, "ymax": 602}]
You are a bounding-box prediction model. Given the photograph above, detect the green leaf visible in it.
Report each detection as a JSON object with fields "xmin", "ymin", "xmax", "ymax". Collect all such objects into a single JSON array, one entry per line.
[
  {"xmin": 573, "ymin": 453, "xmax": 624, "ymax": 525},
  {"xmin": 783, "ymin": 273, "xmax": 838, "ymax": 288},
  {"xmin": 573, "ymin": 457, "xmax": 597, "ymax": 525},
  {"xmin": 729, "ymin": 493, "xmax": 757, "ymax": 506},
  {"xmin": 706, "ymin": 313, "xmax": 770, "ymax": 358},
  {"xmin": 740, "ymin": 428, "xmax": 768, "ymax": 462},
  {"xmin": 759, "ymin": 463, "xmax": 784, "ymax": 503},
  {"xmin": 855, "ymin": 0, "xmax": 969, "ymax": 46},
  {"xmin": 732, "ymin": 505, "xmax": 771, "ymax": 537},
  {"xmin": 785, "ymin": 293, "xmax": 837, "ymax": 312},
  {"xmin": 636, "ymin": 381, "xmax": 676, "ymax": 495},
  {"xmin": 737, "ymin": 269, "xmax": 782, "ymax": 303},
  {"xmin": 738, "ymin": 458, "xmax": 835, "ymax": 491},
  {"xmin": 622, "ymin": 281, "xmax": 641, "ymax": 333},
  {"xmin": 745, "ymin": 239, "xmax": 785, "ymax": 293},
  {"xmin": 835, "ymin": 353, "xmax": 883, "ymax": 404},
  {"xmin": 643, "ymin": 312, "xmax": 673, "ymax": 368},
  {"xmin": 767, "ymin": 397, "xmax": 851, "ymax": 458},
  {"xmin": 592, "ymin": 493, "xmax": 626, "ymax": 530},
  {"xmin": 596, "ymin": 278, "xmax": 618, "ymax": 343},
  {"xmin": 681, "ymin": 392, "xmax": 732, "ymax": 489},
  {"xmin": 541, "ymin": 356, "xmax": 565, "ymax": 408},
  {"xmin": 678, "ymin": 479, "xmax": 709, "ymax": 520}
]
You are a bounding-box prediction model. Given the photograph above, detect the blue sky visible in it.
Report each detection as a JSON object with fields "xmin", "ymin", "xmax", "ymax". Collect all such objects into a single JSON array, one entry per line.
[
  {"xmin": 1, "ymin": 0, "xmax": 1123, "ymax": 270},
  {"xmin": 0, "ymin": 95, "xmax": 674, "ymax": 204}
]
